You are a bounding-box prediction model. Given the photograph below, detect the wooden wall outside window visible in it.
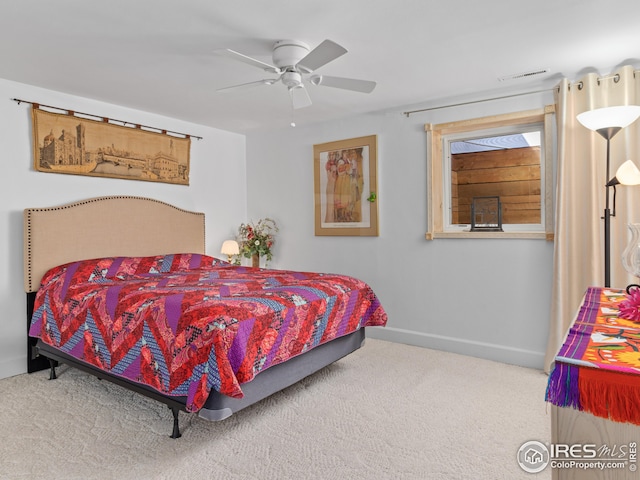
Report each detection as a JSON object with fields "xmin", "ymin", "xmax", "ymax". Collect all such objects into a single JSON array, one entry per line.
[{"xmin": 451, "ymin": 146, "xmax": 541, "ymax": 225}]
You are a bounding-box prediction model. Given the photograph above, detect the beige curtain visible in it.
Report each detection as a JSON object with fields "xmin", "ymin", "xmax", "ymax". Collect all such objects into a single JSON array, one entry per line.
[{"xmin": 545, "ymin": 65, "xmax": 640, "ymax": 372}]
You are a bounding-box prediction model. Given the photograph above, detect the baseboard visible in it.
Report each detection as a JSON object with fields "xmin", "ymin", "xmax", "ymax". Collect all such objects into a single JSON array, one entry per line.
[
  {"xmin": 365, "ymin": 326, "xmax": 545, "ymax": 370},
  {"xmin": 0, "ymin": 355, "xmax": 27, "ymax": 380}
]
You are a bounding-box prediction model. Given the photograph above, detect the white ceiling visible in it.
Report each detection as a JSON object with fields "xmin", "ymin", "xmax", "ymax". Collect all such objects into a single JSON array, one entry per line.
[{"xmin": 2, "ymin": 0, "xmax": 639, "ymax": 134}]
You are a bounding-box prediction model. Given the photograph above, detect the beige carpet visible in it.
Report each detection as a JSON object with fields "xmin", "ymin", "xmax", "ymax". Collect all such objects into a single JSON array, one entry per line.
[{"xmin": 0, "ymin": 339, "xmax": 550, "ymax": 479}]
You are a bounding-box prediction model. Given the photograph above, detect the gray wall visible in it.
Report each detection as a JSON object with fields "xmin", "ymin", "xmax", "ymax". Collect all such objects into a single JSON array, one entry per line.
[{"xmin": 246, "ymin": 90, "xmax": 555, "ymax": 369}]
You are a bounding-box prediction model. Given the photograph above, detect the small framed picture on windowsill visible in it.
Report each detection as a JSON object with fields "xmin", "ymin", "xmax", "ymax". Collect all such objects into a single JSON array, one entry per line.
[{"xmin": 470, "ymin": 196, "xmax": 503, "ymax": 232}]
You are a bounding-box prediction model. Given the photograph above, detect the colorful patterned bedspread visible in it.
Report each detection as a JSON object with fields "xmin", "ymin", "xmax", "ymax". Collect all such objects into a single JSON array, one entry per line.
[
  {"xmin": 29, "ymin": 254, "xmax": 387, "ymax": 412},
  {"xmin": 546, "ymin": 286, "xmax": 640, "ymax": 425}
]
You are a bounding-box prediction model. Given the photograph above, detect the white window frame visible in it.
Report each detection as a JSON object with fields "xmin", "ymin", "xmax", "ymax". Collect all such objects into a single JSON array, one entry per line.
[{"xmin": 425, "ymin": 106, "xmax": 555, "ymax": 240}]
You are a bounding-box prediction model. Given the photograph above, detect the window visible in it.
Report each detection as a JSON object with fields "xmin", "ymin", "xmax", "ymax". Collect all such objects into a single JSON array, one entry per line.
[
  {"xmin": 446, "ymin": 126, "xmax": 543, "ymax": 231},
  {"xmin": 425, "ymin": 106, "xmax": 555, "ymax": 239}
]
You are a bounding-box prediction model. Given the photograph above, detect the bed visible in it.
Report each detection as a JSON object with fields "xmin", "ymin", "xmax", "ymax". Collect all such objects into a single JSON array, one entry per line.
[{"xmin": 24, "ymin": 196, "xmax": 387, "ymax": 438}]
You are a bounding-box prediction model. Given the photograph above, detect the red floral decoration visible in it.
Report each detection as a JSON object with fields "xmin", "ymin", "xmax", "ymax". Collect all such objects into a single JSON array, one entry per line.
[
  {"xmin": 236, "ymin": 218, "xmax": 278, "ymax": 265},
  {"xmin": 618, "ymin": 287, "xmax": 640, "ymax": 322}
]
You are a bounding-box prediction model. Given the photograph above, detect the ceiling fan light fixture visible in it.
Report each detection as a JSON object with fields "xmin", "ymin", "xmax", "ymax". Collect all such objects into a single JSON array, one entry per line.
[
  {"xmin": 281, "ymin": 71, "xmax": 303, "ymax": 88},
  {"xmin": 289, "ymin": 84, "xmax": 312, "ymax": 110}
]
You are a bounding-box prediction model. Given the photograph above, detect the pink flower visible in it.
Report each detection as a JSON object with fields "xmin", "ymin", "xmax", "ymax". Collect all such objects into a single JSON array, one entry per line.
[{"xmin": 618, "ymin": 288, "xmax": 640, "ymax": 322}]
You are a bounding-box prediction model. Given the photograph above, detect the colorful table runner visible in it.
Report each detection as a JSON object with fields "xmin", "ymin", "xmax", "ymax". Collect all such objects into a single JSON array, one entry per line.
[{"xmin": 546, "ymin": 286, "xmax": 640, "ymax": 425}]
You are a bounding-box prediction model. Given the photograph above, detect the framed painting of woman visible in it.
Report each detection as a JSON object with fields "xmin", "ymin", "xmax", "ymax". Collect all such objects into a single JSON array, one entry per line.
[{"xmin": 313, "ymin": 135, "xmax": 378, "ymax": 236}]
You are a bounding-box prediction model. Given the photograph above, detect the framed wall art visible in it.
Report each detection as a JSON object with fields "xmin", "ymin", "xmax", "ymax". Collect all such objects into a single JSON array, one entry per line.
[
  {"xmin": 313, "ymin": 134, "xmax": 378, "ymax": 236},
  {"xmin": 32, "ymin": 106, "xmax": 191, "ymax": 185}
]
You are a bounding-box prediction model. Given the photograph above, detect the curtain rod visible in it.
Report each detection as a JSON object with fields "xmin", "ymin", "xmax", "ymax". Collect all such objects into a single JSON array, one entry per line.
[
  {"xmin": 402, "ymin": 88, "xmax": 553, "ymax": 117},
  {"xmin": 11, "ymin": 98, "xmax": 202, "ymax": 140}
]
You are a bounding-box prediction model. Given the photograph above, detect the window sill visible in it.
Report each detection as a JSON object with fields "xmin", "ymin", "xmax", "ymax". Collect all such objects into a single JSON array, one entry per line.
[{"xmin": 425, "ymin": 231, "xmax": 553, "ymax": 240}]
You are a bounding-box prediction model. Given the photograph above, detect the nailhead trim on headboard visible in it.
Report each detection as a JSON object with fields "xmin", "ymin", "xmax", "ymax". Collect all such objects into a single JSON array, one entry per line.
[{"xmin": 25, "ymin": 208, "xmax": 32, "ymax": 291}]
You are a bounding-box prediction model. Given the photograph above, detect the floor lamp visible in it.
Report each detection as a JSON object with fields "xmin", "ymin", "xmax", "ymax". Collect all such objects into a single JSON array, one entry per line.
[{"xmin": 577, "ymin": 105, "xmax": 640, "ymax": 287}]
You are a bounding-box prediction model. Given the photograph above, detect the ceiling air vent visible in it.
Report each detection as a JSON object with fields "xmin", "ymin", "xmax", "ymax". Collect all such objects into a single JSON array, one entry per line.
[{"xmin": 498, "ymin": 68, "xmax": 550, "ymax": 82}]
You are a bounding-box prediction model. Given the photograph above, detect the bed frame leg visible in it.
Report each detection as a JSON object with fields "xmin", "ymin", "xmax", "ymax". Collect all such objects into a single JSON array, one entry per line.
[
  {"xmin": 169, "ymin": 406, "xmax": 182, "ymax": 439},
  {"xmin": 48, "ymin": 359, "xmax": 57, "ymax": 380}
]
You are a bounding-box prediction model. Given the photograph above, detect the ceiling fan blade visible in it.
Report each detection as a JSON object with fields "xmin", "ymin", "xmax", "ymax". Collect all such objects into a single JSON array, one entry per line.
[
  {"xmin": 296, "ymin": 40, "xmax": 347, "ymax": 73},
  {"xmin": 215, "ymin": 48, "xmax": 281, "ymax": 74},
  {"xmin": 217, "ymin": 78, "xmax": 277, "ymax": 92},
  {"xmin": 289, "ymin": 85, "xmax": 312, "ymax": 109},
  {"xmin": 310, "ymin": 75, "xmax": 376, "ymax": 93}
]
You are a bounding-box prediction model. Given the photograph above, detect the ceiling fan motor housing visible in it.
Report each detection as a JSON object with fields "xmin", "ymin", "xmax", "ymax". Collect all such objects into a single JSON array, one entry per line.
[{"xmin": 272, "ymin": 40, "xmax": 310, "ymax": 68}]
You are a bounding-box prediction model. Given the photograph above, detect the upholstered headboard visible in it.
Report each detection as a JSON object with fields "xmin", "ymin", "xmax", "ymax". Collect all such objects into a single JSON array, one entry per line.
[{"xmin": 23, "ymin": 196, "xmax": 206, "ymax": 293}]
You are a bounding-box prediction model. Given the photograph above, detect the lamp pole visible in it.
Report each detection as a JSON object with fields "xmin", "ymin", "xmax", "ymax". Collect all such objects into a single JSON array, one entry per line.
[{"xmin": 598, "ymin": 127, "xmax": 621, "ymax": 288}]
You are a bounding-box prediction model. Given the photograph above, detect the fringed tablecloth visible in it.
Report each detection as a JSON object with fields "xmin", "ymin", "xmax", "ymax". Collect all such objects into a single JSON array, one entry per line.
[{"xmin": 546, "ymin": 286, "xmax": 640, "ymax": 425}]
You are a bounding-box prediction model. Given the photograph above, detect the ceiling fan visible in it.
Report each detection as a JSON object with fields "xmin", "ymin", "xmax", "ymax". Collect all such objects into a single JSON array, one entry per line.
[{"xmin": 215, "ymin": 39, "xmax": 376, "ymax": 109}]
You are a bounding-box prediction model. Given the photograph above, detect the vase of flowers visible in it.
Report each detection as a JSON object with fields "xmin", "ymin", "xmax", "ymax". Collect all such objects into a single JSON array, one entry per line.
[{"xmin": 236, "ymin": 218, "xmax": 278, "ymax": 267}]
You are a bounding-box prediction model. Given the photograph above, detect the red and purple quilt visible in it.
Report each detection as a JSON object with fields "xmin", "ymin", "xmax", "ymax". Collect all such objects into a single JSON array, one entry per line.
[{"xmin": 29, "ymin": 253, "xmax": 387, "ymax": 412}]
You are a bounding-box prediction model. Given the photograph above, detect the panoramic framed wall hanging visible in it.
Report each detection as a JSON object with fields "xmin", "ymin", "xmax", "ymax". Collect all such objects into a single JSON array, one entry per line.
[
  {"xmin": 313, "ymin": 134, "xmax": 378, "ymax": 236},
  {"xmin": 30, "ymin": 105, "xmax": 192, "ymax": 185}
]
